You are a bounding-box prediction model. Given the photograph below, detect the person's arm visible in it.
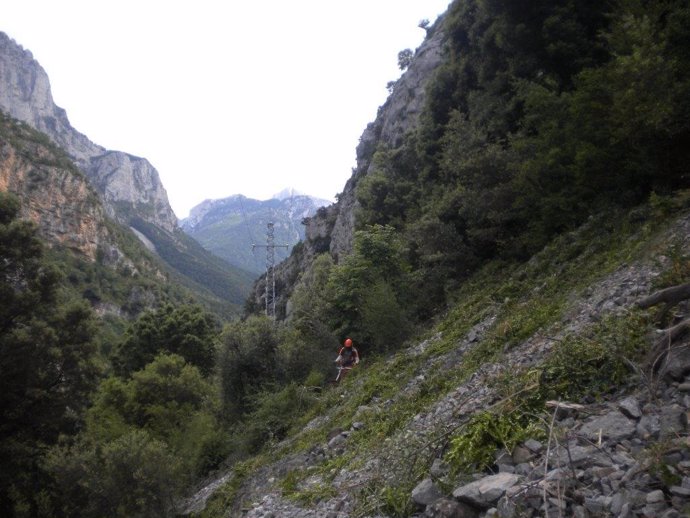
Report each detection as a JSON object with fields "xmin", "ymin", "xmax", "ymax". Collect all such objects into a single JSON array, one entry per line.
[{"xmin": 354, "ymin": 348, "xmax": 360, "ymax": 364}]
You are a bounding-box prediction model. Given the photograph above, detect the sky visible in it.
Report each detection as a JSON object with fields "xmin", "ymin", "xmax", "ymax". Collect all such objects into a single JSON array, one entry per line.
[{"xmin": 3, "ymin": 0, "xmax": 451, "ymax": 218}]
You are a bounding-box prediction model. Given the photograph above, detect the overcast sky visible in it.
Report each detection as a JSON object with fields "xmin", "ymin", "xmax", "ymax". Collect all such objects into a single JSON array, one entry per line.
[{"xmin": 4, "ymin": 0, "xmax": 450, "ymax": 218}]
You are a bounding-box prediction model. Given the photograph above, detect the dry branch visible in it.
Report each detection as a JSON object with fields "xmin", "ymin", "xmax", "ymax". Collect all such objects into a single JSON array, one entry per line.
[{"xmin": 638, "ymin": 282, "xmax": 690, "ymax": 309}]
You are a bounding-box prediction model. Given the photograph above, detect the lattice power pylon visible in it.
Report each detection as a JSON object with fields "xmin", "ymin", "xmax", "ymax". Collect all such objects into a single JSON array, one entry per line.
[{"xmin": 252, "ymin": 222, "xmax": 288, "ymax": 319}]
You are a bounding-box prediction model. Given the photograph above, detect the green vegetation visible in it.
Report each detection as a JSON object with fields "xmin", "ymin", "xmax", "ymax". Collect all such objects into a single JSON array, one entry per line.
[
  {"xmin": 129, "ymin": 217, "xmax": 254, "ymax": 308},
  {"xmin": 355, "ymin": 0, "xmax": 690, "ymax": 323},
  {"xmin": 0, "ymin": 193, "xmax": 101, "ymax": 516}
]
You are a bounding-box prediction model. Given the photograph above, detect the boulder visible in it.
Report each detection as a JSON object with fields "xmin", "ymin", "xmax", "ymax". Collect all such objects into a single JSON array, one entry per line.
[
  {"xmin": 452, "ymin": 473, "xmax": 520, "ymax": 509},
  {"xmin": 424, "ymin": 498, "xmax": 479, "ymax": 518},
  {"xmin": 578, "ymin": 411, "xmax": 636, "ymax": 442},
  {"xmin": 412, "ymin": 478, "xmax": 444, "ymax": 507},
  {"xmin": 618, "ymin": 397, "xmax": 642, "ymax": 420}
]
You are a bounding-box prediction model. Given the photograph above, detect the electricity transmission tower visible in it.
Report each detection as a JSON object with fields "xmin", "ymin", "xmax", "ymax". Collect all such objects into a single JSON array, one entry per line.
[{"xmin": 252, "ymin": 222, "xmax": 288, "ymax": 319}]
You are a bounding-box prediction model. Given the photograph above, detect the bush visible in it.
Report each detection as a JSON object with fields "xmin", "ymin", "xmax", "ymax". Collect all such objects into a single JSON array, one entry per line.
[
  {"xmin": 47, "ymin": 430, "xmax": 182, "ymax": 518},
  {"xmin": 240, "ymin": 383, "xmax": 319, "ymax": 453}
]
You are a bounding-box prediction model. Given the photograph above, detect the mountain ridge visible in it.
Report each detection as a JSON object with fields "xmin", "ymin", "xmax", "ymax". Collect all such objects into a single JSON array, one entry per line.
[{"xmin": 181, "ymin": 192, "xmax": 331, "ymax": 274}]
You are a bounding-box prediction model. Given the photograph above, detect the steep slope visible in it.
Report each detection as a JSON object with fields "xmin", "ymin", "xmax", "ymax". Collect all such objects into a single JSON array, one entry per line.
[
  {"xmin": 0, "ymin": 31, "xmax": 254, "ymax": 309},
  {"xmin": 189, "ymin": 200, "xmax": 690, "ymax": 518},
  {"xmin": 181, "ymin": 193, "xmax": 330, "ymax": 274}
]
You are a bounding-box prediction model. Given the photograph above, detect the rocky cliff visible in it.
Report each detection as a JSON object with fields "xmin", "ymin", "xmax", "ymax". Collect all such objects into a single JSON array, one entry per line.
[
  {"xmin": 0, "ymin": 32, "xmax": 177, "ymax": 233},
  {"xmin": 326, "ymin": 23, "xmax": 445, "ymax": 262},
  {"xmin": 0, "ymin": 114, "xmax": 110, "ymax": 261},
  {"xmin": 255, "ymin": 20, "xmax": 447, "ymax": 313}
]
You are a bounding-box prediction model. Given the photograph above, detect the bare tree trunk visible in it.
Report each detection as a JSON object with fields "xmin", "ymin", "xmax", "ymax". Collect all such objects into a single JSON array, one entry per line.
[{"xmin": 638, "ymin": 282, "xmax": 690, "ymax": 309}]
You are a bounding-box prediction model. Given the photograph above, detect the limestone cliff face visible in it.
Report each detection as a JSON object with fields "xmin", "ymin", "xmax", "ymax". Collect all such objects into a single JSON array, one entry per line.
[
  {"xmin": 89, "ymin": 151, "xmax": 176, "ymax": 228},
  {"xmin": 0, "ymin": 121, "xmax": 109, "ymax": 261},
  {"xmin": 325, "ymin": 25, "xmax": 445, "ymax": 261},
  {"xmin": 0, "ymin": 32, "xmax": 177, "ymax": 233},
  {"xmin": 256, "ymin": 23, "xmax": 447, "ymax": 314}
]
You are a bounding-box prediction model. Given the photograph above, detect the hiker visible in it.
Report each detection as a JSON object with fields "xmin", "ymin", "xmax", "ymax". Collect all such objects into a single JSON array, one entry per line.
[{"xmin": 334, "ymin": 338, "xmax": 359, "ymax": 382}]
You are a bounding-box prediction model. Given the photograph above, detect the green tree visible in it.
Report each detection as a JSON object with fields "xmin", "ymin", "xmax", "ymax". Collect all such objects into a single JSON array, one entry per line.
[
  {"xmin": 0, "ymin": 193, "xmax": 100, "ymax": 517},
  {"xmin": 218, "ymin": 316, "xmax": 281, "ymax": 419},
  {"xmin": 284, "ymin": 254, "xmax": 338, "ymax": 381},
  {"xmin": 47, "ymin": 430, "xmax": 182, "ymax": 518},
  {"xmin": 327, "ymin": 225, "xmax": 411, "ymax": 351},
  {"xmin": 112, "ymin": 303, "xmax": 218, "ymax": 377},
  {"xmin": 398, "ymin": 48, "xmax": 414, "ymax": 70},
  {"xmin": 87, "ymin": 353, "xmax": 214, "ymax": 445}
]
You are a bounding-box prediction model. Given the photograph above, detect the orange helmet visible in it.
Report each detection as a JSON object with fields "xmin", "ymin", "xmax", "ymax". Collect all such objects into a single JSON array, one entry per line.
[{"xmin": 344, "ymin": 338, "xmax": 353, "ymax": 347}]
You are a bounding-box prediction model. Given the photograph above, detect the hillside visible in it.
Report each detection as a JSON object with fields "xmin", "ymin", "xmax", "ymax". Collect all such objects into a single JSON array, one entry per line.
[
  {"xmin": 181, "ymin": 192, "xmax": 330, "ymax": 274},
  {"xmin": 190, "ymin": 195, "xmax": 690, "ymax": 518}
]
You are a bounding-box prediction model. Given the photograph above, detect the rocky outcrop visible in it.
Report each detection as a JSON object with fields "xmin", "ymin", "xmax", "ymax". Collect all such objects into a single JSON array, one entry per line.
[
  {"xmin": 256, "ymin": 22, "xmax": 447, "ymax": 311},
  {"xmin": 0, "ymin": 119, "xmax": 109, "ymax": 261},
  {"xmin": 0, "ymin": 31, "xmax": 177, "ymax": 232},
  {"xmin": 88, "ymin": 151, "xmax": 176, "ymax": 230},
  {"xmin": 326, "ymin": 25, "xmax": 446, "ymax": 261}
]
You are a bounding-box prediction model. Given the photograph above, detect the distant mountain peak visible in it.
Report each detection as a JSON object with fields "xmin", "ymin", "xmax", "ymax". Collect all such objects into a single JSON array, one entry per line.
[
  {"xmin": 181, "ymin": 192, "xmax": 331, "ymax": 274},
  {"xmin": 272, "ymin": 187, "xmax": 304, "ymax": 200}
]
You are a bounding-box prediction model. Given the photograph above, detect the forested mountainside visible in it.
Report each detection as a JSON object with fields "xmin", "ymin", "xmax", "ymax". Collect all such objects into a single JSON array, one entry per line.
[
  {"xmin": 3, "ymin": 0, "xmax": 690, "ymax": 517},
  {"xmin": 255, "ymin": 0, "xmax": 690, "ymax": 326},
  {"xmin": 0, "ymin": 31, "xmax": 255, "ymax": 310},
  {"xmin": 181, "ymin": 193, "xmax": 330, "ymax": 274}
]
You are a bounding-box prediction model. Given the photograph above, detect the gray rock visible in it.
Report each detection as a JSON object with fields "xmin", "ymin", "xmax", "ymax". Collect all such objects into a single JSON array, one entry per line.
[
  {"xmin": 579, "ymin": 411, "xmax": 636, "ymax": 442},
  {"xmin": 610, "ymin": 492, "xmax": 625, "ymax": 515},
  {"xmin": 584, "ymin": 497, "xmax": 606, "ymax": 514},
  {"xmin": 618, "ymin": 396, "xmax": 642, "ymax": 419},
  {"xmin": 452, "ymin": 473, "xmax": 520, "ymax": 509},
  {"xmin": 424, "ymin": 498, "xmax": 479, "ymax": 518},
  {"xmin": 523, "ymin": 439, "xmax": 543, "ymax": 453},
  {"xmin": 511, "ymin": 446, "xmax": 533, "ymax": 464},
  {"xmin": 660, "ymin": 404, "xmax": 688, "ymax": 438},
  {"xmin": 351, "ymin": 421, "xmax": 365, "ymax": 431},
  {"xmin": 496, "ymin": 496, "xmax": 516, "ymax": 518},
  {"xmin": 431, "ymin": 458, "xmax": 450, "ymax": 479},
  {"xmin": 412, "ymin": 478, "xmax": 443, "ymax": 507},
  {"xmin": 642, "ymin": 503, "xmax": 668, "ymax": 516},
  {"xmin": 646, "ymin": 489, "xmax": 665, "ymax": 503},
  {"xmin": 670, "ymin": 485, "xmax": 690, "ymax": 497},
  {"xmin": 549, "ymin": 444, "xmax": 595, "ymax": 469},
  {"xmin": 327, "ymin": 433, "xmax": 347, "ymax": 449},
  {"xmin": 637, "ymin": 413, "xmax": 661, "ymax": 439},
  {"xmin": 495, "ymin": 449, "xmax": 514, "ymax": 466},
  {"xmin": 661, "ymin": 346, "xmax": 690, "ymax": 381}
]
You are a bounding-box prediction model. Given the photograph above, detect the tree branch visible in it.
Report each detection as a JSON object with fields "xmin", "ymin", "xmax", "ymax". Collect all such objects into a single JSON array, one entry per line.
[{"xmin": 638, "ymin": 282, "xmax": 690, "ymax": 309}]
